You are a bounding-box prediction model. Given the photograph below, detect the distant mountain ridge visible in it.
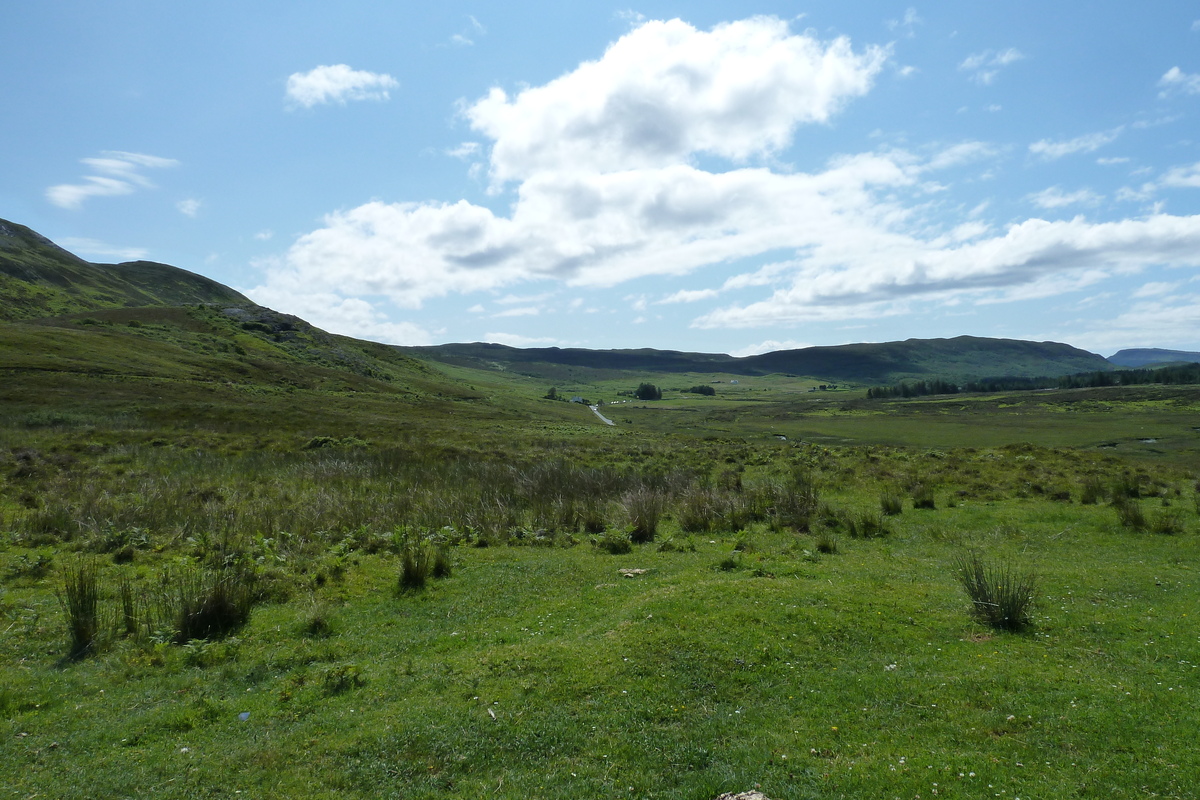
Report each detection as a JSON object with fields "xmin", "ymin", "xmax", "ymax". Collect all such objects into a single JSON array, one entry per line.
[
  {"xmin": 404, "ymin": 335, "xmax": 1113, "ymax": 385},
  {"xmin": 1108, "ymin": 348, "xmax": 1200, "ymax": 368}
]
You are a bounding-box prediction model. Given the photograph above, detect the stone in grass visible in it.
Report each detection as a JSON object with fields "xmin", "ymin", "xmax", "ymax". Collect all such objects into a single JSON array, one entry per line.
[
  {"xmin": 715, "ymin": 793, "xmax": 772, "ymax": 800},
  {"xmin": 619, "ymin": 568, "xmax": 648, "ymax": 578}
]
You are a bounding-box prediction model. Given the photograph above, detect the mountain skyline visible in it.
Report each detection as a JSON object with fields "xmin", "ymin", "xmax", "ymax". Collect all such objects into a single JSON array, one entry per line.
[{"xmin": 3, "ymin": 2, "xmax": 1199, "ymax": 355}]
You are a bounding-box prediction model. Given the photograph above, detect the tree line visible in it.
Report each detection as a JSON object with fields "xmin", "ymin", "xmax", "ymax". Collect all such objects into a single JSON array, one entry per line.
[{"xmin": 866, "ymin": 361, "xmax": 1200, "ymax": 400}]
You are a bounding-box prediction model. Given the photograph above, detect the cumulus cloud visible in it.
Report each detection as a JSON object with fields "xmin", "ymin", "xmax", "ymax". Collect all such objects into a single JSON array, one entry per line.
[
  {"xmin": 959, "ymin": 48, "xmax": 1023, "ymax": 84},
  {"xmin": 465, "ymin": 16, "xmax": 888, "ymax": 183},
  {"xmin": 46, "ymin": 151, "xmax": 179, "ymax": 210},
  {"xmin": 1029, "ymin": 128, "xmax": 1122, "ymax": 160},
  {"xmin": 242, "ymin": 281, "xmax": 433, "ymax": 346},
  {"xmin": 285, "ymin": 64, "xmax": 399, "ymax": 108},
  {"xmin": 1158, "ymin": 66, "xmax": 1200, "ymax": 97},
  {"xmin": 177, "ymin": 198, "xmax": 201, "ymax": 217},
  {"xmin": 253, "ymin": 16, "xmax": 1200, "ymax": 343}
]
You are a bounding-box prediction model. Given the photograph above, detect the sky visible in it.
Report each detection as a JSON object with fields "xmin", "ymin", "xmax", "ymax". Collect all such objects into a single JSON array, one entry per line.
[{"xmin": 3, "ymin": 1, "xmax": 1200, "ymax": 357}]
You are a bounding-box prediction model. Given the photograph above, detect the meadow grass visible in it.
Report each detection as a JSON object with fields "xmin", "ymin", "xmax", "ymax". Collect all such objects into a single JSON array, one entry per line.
[{"xmin": 2, "ymin": 381, "xmax": 1199, "ymax": 798}]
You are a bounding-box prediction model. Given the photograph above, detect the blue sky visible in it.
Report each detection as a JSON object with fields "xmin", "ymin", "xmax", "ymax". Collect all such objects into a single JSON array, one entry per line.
[{"xmin": 3, "ymin": 1, "xmax": 1200, "ymax": 356}]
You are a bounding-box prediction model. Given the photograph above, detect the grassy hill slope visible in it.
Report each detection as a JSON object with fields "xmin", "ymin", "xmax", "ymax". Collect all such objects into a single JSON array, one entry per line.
[{"xmin": 0, "ymin": 218, "xmax": 249, "ymax": 320}]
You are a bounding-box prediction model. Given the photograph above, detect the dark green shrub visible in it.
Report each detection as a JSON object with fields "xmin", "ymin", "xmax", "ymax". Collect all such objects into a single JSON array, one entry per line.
[
  {"xmin": 715, "ymin": 555, "xmax": 740, "ymax": 572},
  {"xmin": 1151, "ymin": 509, "xmax": 1185, "ymax": 535},
  {"xmin": 954, "ymin": 552, "xmax": 1036, "ymax": 632},
  {"xmin": 595, "ymin": 529, "xmax": 632, "ymax": 555},
  {"xmin": 59, "ymin": 558, "xmax": 101, "ymax": 659}
]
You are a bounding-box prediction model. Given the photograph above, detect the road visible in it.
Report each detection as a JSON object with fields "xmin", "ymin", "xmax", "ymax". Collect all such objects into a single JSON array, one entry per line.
[{"xmin": 589, "ymin": 405, "xmax": 615, "ymax": 426}]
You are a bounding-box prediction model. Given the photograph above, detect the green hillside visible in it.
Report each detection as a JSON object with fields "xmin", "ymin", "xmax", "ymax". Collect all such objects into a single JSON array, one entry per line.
[{"xmin": 0, "ymin": 218, "xmax": 249, "ymax": 320}]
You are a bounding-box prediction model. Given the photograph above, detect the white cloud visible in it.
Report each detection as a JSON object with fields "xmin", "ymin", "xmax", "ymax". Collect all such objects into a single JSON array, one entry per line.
[
  {"xmin": 482, "ymin": 332, "xmax": 558, "ymax": 347},
  {"xmin": 729, "ymin": 339, "xmax": 813, "ymax": 357},
  {"xmin": 285, "ymin": 64, "xmax": 399, "ymax": 108},
  {"xmin": 959, "ymin": 48, "xmax": 1024, "ymax": 85},
  {"xmin": 658, "ymin": 288, "xmax": 720, "ymax": 304},
  {"xmin": 1029, "ymin": 128, "xmax": 1122, "ymax": 160},
  {"xmin": 886, "ymin": 8, "xmax": 921, "ymax": 38},
  {"xmin": 1158, "ymin": 66, "xmax": 1200, "ymax": 96},
  {"xmin": 1160, "ymin": 161, "xmax": 1200, "ymax": 188},
  {"xmin": 57, "ymin": 237, "xmax": 149, "ymax": 261},
  {"xmin": 46, "ymin": 150, "xmax": 179, "ymax": 210},
  {"xmin": 465, "ymin": 16, "xmax": 888, "ymax": 184},
  {"xmin": 1027, "ymin": 186, "xmax": 1102, "ymax": 209},
  {"xmin": 1132, "ymin": 281, "xmax": 1181, "ymax": 298},
  {"xmin": 241, "ymin": 283, "xmax": 433, "ymax": 345},
  {"xmin": 1096, "ymin": 157, "xmax": 1130, "ymax": 166},
  {"xmin": 446, "ymin": 142, "xmax": 481, "ymax": 159},
  {"xmin": 254, "ymin": 230, "xmax": 274, "ymax": 241},
  {"xmin": 450, "ymin": 15, "xmax": 486, "ymax": 46},
  {"xmin": 1060, "ymin": 294, "xmax": 1200, "ymax": 353},
  {"xmin": 492, "ymin": 306, "xmax": 540, "ymax": 317},
  {"xmin": 253, "ymin": 16, "xmax": 1200, "ymax": 345},
  {"xmin": 177, "ymin": 198, "xmax": 201, "ymax": 217},
  {"xmin": 693, "ymin": 214, "xmax": 1200, "ymax": 328}
]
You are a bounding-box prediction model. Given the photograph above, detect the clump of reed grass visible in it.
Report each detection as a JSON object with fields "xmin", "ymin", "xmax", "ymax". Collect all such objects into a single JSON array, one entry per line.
[
  {"xmin": 157, "ymin": 566, "xmax": 256, "ymax": 643},
  {"xmin": 58, "ymin": 557, "xmax": 101, "ymax": 659},
  {"xmin": 880, "ymin": 488, "xmax": 904, "ymax": 516},
  {"xmin": 954, "ymin": 551, "xmax": 1037, "ymax": 632},
  {"xmin": 624, "ymin": 489, "xmax": 664, "ymax": 543},
  {"xmin": 594, "ymin": 529, "xmax": 633, "ymax": 555}
]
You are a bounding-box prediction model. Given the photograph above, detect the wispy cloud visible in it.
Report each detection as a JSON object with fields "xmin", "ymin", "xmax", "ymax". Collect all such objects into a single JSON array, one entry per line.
[
  {"xmin": 46, "ymin": 151, "xmax": 179, "ymax": 210},
  {"xmin": 959, "ymin": 48, "xmax": 1024, "ymax": 85},
  {"xmin": 1027, "ymin": 186, "xmax": 1102, "ymax": 209},
  {"xmin": 658, "ymin": 288, "xmax": 719, "ymax": 304},
  {"xmin": 450, "ymin": 15, "xmax": 486, "ymax": 46},
  {"xmin": 729, "ymin": 339, "xmax": 813, "ymax": 357},
  {"xmin": 1158, "ymin": 66, "xmax": 1200, "ymax": 97},
  {"xmin": 57, "ymin": 237, "xmax": 149, "ymax": 261},
  {"xmin": 885, "ymin": 8, "xmax": 921, "ymax": 38},
  {"xmin": 177, "ymin": 198, "xmax": 201, "ymax": 217},
  {"xmin": 285, "ymin": 64, "xmax": 398, "ymax": 108},
  {"xmin": 1029, "ymin": 127, "xmax": 1122, "ymax": 160},
  {"xmin": 482, "ymin": 332, "xmax": 558, "ymax": 347}
]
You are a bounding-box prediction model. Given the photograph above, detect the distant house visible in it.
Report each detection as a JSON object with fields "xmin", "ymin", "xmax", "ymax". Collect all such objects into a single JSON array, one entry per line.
[
  {"xmin": 730, "ymin": 380, "xmax": 739, "ymax": 385},
  {"xmin": 570, "ymin": 396, "xmax": 585, "ymax": 404}
]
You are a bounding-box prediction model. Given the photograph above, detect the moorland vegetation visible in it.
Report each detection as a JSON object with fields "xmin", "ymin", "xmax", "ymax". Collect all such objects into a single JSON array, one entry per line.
[{"xmin": 2, "ymin": 219, "xmax": 1199, "ymax": 799}]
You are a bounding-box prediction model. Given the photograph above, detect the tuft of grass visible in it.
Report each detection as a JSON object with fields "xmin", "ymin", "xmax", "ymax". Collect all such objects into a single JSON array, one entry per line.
[
  {"xmin": 58, "ymin": 557, "xmax": 101, "ymax": 659},
  {"xmin": 157, "ymin": 566, "xmax": 256, "ymax": 643},
  {"xmin": 911, "ymin": 483, "xmax": 936, "ymax": 510},
  {"xmin": 624, "ymin": 489, "xmax": 664, "ymax": 544},
  {"xmin": 814, "ymin": 530, "xmax": 839, "ymax": 554},
  {"xmin": 1079, "ymin": 474, "xmax": 1106, "ymax": 505},
  {"xmin": 880, "ymin": 488, "xmax": 904, "ymax": 516},
  {"xmin": 1113, "ymin": 497, "xmax": 1147, "ymax": 531},
  {"xmin": 396, "ymin": 528, "xmax": 433, "ymax": 592},
  {"xmin": 953, "ymin": 551, "xmax": 1037, "ymax": 632}
]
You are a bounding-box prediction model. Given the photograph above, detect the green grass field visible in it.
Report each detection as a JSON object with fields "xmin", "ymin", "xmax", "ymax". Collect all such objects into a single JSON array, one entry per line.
[{"xmin": 2, "ymin": 296, "xmax": 1200, "ymax": 798}]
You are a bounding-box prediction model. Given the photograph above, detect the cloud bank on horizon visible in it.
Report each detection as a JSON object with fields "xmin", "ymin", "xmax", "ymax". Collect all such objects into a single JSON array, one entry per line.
[{"xmin": 10, "ymin": 3, "xmax": 1200, "ymax": 354}]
